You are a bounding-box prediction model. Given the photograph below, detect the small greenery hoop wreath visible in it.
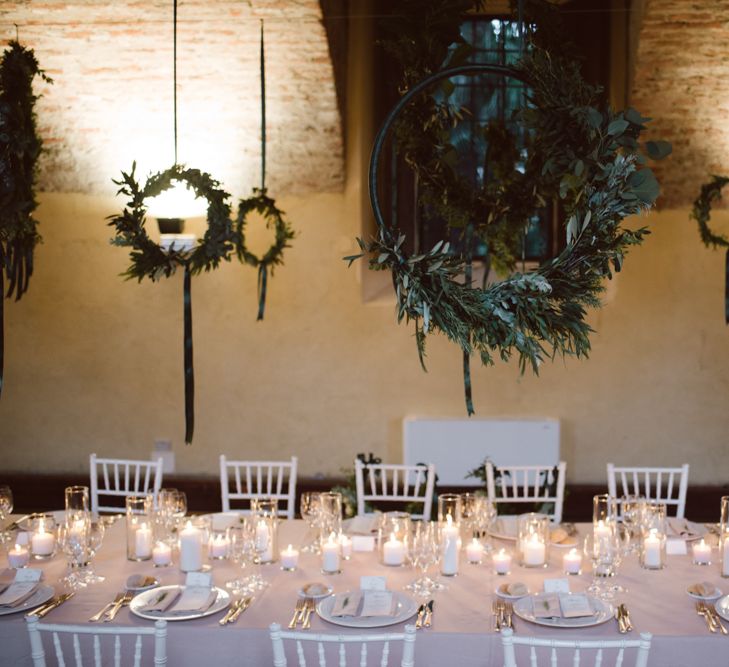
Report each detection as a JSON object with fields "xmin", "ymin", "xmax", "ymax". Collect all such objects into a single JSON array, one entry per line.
[
  {"xmin": 690, "ymin": 175, "xmax": 729, "ymax": 322},
  {"xmin": 235, "ymin": 187, "xmax": 295, "ymax": 320},
  {"xmin": 108, "ymin": 162, "xmax": 235, "ymax": 445},
  {"xmin": 347, "ymin": 49, "xmax": 670, "ymax": 414}
]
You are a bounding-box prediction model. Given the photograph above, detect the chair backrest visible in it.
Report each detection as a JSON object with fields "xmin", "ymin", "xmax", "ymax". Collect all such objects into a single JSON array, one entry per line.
[
  {"xmin": 607, "ymin": 463, "xmax": 689, "ymax": 518},
  {"xmin": 486, "ymin": 461, "xmax": 567, "ymax": 524},
  {"xmin": 354, "ymin": 460, "xmax": 436, "ymax": 520},
  {"xmin": 219, "ymin": 455, "xmax": 298, "ymax": 519},
  {"xmin": 89, "ymin": 454, "xmax": 164, "ymax": 514},
  {"xmin": 500, "ymin": 627, "xmax": 652, "ymax": 667},
  {"xmin": 25, "ymin": 616, "xmax": 167, "ymax": 667},
  {"xmin": 269, "ymin": 622, "xmax": 416, "ymax": 667}
]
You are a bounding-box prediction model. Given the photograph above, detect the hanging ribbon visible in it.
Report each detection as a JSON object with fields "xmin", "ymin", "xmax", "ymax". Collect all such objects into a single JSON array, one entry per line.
[
  {"xmin": 463, "ymin": 224, "xmax": 475, "ymax": 416},
  {"xmin": 260, "ymin": 20, "xmax": 266, "ymax": 193},
  {"xmin": 0, "ymin": 261, "xmax": 4, "ymax": 398},
  {"xmin": 256, "ymin": 264, "xmax": 267, "ymax": 322},
  {"xmin": 183, "ymin": 265, "xmax": 194, "ymax": 444},
  {"xmin": 725, "ymin": 249, "xmax": 729, "ymax": 324}
]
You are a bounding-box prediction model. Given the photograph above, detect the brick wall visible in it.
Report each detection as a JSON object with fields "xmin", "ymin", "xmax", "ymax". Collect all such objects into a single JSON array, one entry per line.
[
  {"xmin": 631, "ymin": 0, "xmax": 729, "ymax": 208},
  {"xmin": 0, "ymin": 0, "xmax": 344, "ymax": 196}
]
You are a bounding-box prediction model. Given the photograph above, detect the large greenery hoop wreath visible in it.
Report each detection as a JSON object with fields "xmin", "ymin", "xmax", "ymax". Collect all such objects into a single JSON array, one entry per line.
[
  {"xmin": 235, "ymin": 188, "xmax": 294, "ymax": 320},
  {"xmin": 347, "ymin": 50, "xmax": 670, "ymax": 413},
  {"xmin": 0, "ymin": 41, "xmax": 52, "ymax": 397},
  {"xmin": 690, "ymin": 175, "xmax": 729, "ymax": 322},
  {"xmin": 108, "ymin": 163, "xmax": 235, "ymax": 444}
]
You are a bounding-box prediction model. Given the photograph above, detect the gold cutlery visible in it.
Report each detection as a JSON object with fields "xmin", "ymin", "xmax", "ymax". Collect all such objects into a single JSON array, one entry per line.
[
  {"xmin": 219, "ymin": 599, "xmax": 243, "ymax": 626},
  {"xmin": 423, "ymin": 600, "xmax": 434, "ymax": 628},
  {"xmin": 492, "ymin": 600, "xmax": 504, "ymax": 632},
  {"xmin": 708, "ymin": 605, "xmax": 728, "ymax": 635},
  {"xmin": 89, "ymin": 593, "xmax": 123, "ymax": 623},
  {"xmin": 287, "ymin": 599, "xmax": 306, "ymax": 629},
  {"xmin": 696, "ymin": 601, "xmax": 718, "ymax": 633},
  {"xmin": 503, "ymin": 602, "xmax": 514, "ymax": 631},
  {"xmin": 618, "ymin": 604, "xmax": 633, "ymax": 632},
  {"xmin": 226, "ymin": 596, "xmax": 253, "ymax": 625},
  {"xmin": 33, "ymin": 593, "xmax": 74, "ymax": 619},
  {"xmin": 615, "ymin": 607, "xmax": 627, "ymax": 633},
  {"xmin": 414, "ymin": 603, "xmax": 427, "ymax": 630},
  {"xmin": 104, "ymin": 591, "xmax": 133, "ymax": 622},
  {"xmin": 302, "ymin": 598, "xmax": 316, "ymax": 630}
]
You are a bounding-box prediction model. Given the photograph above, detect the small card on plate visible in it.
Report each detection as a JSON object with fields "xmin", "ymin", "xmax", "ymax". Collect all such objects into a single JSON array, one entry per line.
[
  {"xmin": 185, "ymin": 571, "xmax": 213, "ymax": 588},
  {"xmin": 559, "ymin": 593, "xmax": 594, "ymax": 618},
  {"xmin": 360, "ymin": 576, "xmax": 387, "ymax": 591},
  {"xmin": 360, "ymin": 591, "xmax": 395, "ymax": 617},
  {"xmin": 15, "ymin": 569, "xmax": 42, "ymax": 583},
  {"xmin": 352, "ymin": 536, "xmax": 376, "ymax": 552},
  {"xmin": 543, "ymin": 578, "xmax": 570, "ymax": 593}
]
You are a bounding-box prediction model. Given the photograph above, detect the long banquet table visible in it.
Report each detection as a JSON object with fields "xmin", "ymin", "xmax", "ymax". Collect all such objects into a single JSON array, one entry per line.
[{"xmin": 1, "ymin": 518, "xmax": 728, "ymax": 666}]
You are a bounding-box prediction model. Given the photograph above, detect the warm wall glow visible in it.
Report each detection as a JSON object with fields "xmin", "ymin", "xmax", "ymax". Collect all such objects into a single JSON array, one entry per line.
[{"xmin": 146, "ymin": 181, "xmax": 208, "ymax": 220}]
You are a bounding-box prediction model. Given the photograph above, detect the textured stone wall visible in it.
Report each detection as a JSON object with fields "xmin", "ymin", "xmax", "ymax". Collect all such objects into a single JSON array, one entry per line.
[
  {"xmin": 631, "ymin": 0, "xmax": 729, "ymax": 208},
  {"xmin": 0, "ymin": 0, "xmax": 344, "ymax": 196}
]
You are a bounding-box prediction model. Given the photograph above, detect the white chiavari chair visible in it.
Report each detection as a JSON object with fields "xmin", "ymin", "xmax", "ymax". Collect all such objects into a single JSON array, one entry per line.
[
  {"xmin": 219, "ymin": 455, "xmax": 298, "ymax": 519},
  {"xmin": 486, "ymin": 461, "xmax": 567, "ymax": 523},
  {"xmin": 25, "ymin": 616, "xmax": 167, "ymax": 667},
  {"xmin": 607, "ymin": 463, "xmax": 689, "ymax": 518},
  {"xmin": 500, "ymin": 627, "xmax": 652, "ymax": 667},
  {"xmin": 354, "ymin": 460, "xmax": 436, "ymax": 520},
  {"xmin": 89, "ymin": 454, "xmax": 164, "ymax": 514},
  {"xmin": 269, "ymin": 622, "xmax": 416, "ymax": 667}
]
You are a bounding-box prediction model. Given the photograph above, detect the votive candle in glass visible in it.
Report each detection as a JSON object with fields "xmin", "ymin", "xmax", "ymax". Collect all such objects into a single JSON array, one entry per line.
[
  {"xmin": 466, "ymin": 538, "xmax": 484, "ymax": 564},
  {"xmin": 8, "ymin": 543, "xmax": 29, "ymax": 568},
  {"xmin": 563, "ymin": 547, "xmax": 582, "ymax": 575},
  {"xmin": 321, "ymin": 533, "xmax": 341, "ymax": 574},
  {"xmin": 383, "ymin": 533, "xmax": 406, "ymax": 566},
  {"xmin": 208, "ymin": 534, "xmax": 229, "ymax": 560},
  {"xmin": 152, "ymin": 541, "xmax": 172, "ymax": 567},
  {"xmin": 280, "ymin": 544, "xmax": 299, "ymax": 571},
  {"xmin": 30, "ymin": 515, "xmax": 56, "ymax": 559},
  {"xmin": 692, "ymin": 539, "xmax": 712, "ymax": 566},
  {"xmin": 493, "ymin": 548, "xmax": 511, "ymax": 575}
]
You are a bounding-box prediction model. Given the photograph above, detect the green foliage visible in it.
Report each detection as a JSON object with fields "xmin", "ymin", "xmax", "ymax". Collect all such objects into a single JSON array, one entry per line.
[
  {"xmin": 690, "ymin": 175, "xmax": 729, "ymax": 250},
  {"xmin": 107, "ymin": 163, "xmax": 235, "ymax": 281},
  {"xmin": 0, "ymin": 41, "xmax": 52, "ymax": 300}
]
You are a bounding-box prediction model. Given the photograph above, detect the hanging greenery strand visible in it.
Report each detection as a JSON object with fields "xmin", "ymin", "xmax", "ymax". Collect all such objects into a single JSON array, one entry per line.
[
  {"xmin": 0, "ymin": 40, "xmax": 52, "ymax": 398},
  {"xmin": 234, "ymin": 20, "xmax": 294, "ymax": 321},
  {"xmin": 690, "ymin": 175, "xmax": 729, "ymax": 323}
]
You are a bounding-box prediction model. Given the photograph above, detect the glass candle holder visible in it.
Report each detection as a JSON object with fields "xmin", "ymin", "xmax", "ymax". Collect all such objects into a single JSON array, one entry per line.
[
  {"xmin": 721, "ymin": 496, "xmax": 729, "ymax": 578},
  {"xmin": 593, "ymin": 494, "xmax": 619, "ymax": 529},
  {"xmin": 492, "ymin": 548, "xmax": 512, "ymax": 575},
  {"xmin": 460, "ymin": 493, "xmax": 480, "ymax": 541},
  {"xmin": 65, "ymin": 485, "xmax": 89, "ymax": 523},
  {"xmin": 639, "ymin": 502, "xmax": 666, "ymax": 570},
  {"xmin": 251, "ymin": 498, "xmax": 278, "ymax": 564},
  {"xmin": 321, "ymin": 532, "xmax": 341, "ymax": 574},
  {"xmin": 563, "ymin": 547, "xmax": 583, "ymax": 575},
  {"xmin": 179, "ymin": 519, "xmax": 205, "ymax": 572},
  {"xmin": 692, "ymin": 539, "xmax": 712, "ymax": 566},
  {"xmin": 208, "ymin": 531, "xmax": 230, "ymax": 560},
  {"xmin": 125, "ymin": 495, "xmax": 154, "ymax": 562},
  {"xmin": 378, "ymin": 511, "xmax": 411, "ymax": 567},
  {"xmin": 437, "ymin": 494, "xmax": 463, "ymax": 525},
  {"xmin": 465, "ymin": 537, "xmax": 484, "ymax": 564},
  {"xmin": 517, "ymin": 513, "xmax": 549, "ymax": 568},
  {"xmin": 29, "ymin": 513, "xmax": 56, "ymax": 560},
  {"xmin": 317, "ymin": 492, "xmax": 342, "ymax": 545},
  {"xmin": 439, "ymin": 514, "xmax": 460, "ymax": 576}
]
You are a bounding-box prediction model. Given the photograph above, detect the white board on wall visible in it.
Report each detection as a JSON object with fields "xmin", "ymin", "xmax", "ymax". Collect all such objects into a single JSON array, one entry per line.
[{"xmin": 403, "ymin": 416, "xmax": 560, "ymax": 486}]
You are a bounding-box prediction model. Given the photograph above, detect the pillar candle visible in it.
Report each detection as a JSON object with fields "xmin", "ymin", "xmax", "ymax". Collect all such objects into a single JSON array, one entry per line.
[
  {"xmin": 208, "ymin": 534, "xmax": 229, "ymax": 559},
  {"xmin": 563, "ymin": 547, "xmax": 582, "ymax": 574},
  {"xmin": 280, "ymin": 544, "xmax": 299, "ymax": 570},
  {"xmin": 8, "ymin": 543, "xmax": 30, "ymax": 568},
  {"xmin": 322, "ymin": 534, "xmax": 340, "ymax": 573},
  {"xmin": 493, "ymin": 549, "xmax": 511, "ymax": 575},
  {"xmin": 441, "ymin": 516, "xmax": 460, "ymax": 575},
  {"xmin": 179, "ymin": 521, "xmax": 203, "ymax": 572},
  {"xmin": 643, "ymin": 529, "xmax": 662, "ymax": 568},
  {"xmin": 31, "ymin": 523, "xmax": 55, "ymax": 557},
  {"xmin": 383, "ymin": 533, "xmax": 405, "ymax": 566},
  {"xmin": 523, "ymin": 533, "xmax": 546, "ymax": 567},
  {"xmin": 692, "ymin": 539, "xmax": 711, "ymax": 565},
  {"xmin": 135, "ymin": 523, "xmax": 153, "ymax": 559},
  {"xmin": 594, "ymin": 520, "xmax": 611, "ymax": 540},
  {"xmin": 466, "ymin": 538, "xmax": 484, "ymax": 563},
  {"xmin": 152, "ymin": 541, "xmax": 172, "ymax": 567}
]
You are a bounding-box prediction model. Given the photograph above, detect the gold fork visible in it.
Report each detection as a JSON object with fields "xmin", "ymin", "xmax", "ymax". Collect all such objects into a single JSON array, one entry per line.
[
  {"xmin": 503, "ymin": 601, "xmax": 514, "ymax": 630},
  {"xmin": 492, "ymin": 600, "xmax": 503, "ymax": 632},
  {"xmin": 288, "ymin": 599, "xmax": 306, "ymax": 629},
  {"xmin": 89, "ymin": 593, "xmax": 123, "ymax": 623},
  {"xmin": 302, "ymin": 598, "xmax": 316, "ymax": 630},
  {"xmin": 696, "ymin": 601, "xmax": 718, "ymax": 633},
  {"xmin": 104, "ymin": 591, "xmax": 133, "ymax": 622}
]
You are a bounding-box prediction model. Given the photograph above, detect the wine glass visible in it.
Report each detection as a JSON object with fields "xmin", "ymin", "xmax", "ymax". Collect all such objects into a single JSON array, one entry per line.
[
  {"xmin": 75, "ymin": 519, "xmax": 106, "ymax": 586},
  {"xmin": 225, "ymin": 524, "xmax": 253, "ymax": 594},
  {"xmin": 300, "ymin": 492, "xmax": 322, "ymax": 553},
  {"xmin": 583, "ymin": 530, "xmax": 622, "ymax": 600},
  {"xmin": 406, "ymin": 521, "xmax": 440, "ymax": 597},
  {"xmin": 0, "ymin": 486, "xmax": 14, "ymax": 548},
  {"xmin": 621, "ymin": 495, "xmax": 646, "ymax": 553},
  {"xmin": 58, "ymin": 518, "xmax": 90, "ymax": 590}
]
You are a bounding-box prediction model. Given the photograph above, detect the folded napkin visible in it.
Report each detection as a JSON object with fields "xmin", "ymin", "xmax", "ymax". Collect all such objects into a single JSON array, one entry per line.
[
  {"xmin": 141, "ymin": 586, "xmax": 218, "ymax": 616},
  {"xmin": 346, "ymin": 515, "xmax": 379, "ymax": 535},
  {"xmin": 667, "ymin": 518, "xmax": 704, "ymax": 539},
  {"xmin": 0, "ymin": 582, "xmax": 39, "ymax": 608},
  {"xmin": 331, "ymin": 591, "xmax": 396, "ymax": 618},
  {"xmin": 532, "ymin": 593, "xmax": 594, "ymax": 619}
]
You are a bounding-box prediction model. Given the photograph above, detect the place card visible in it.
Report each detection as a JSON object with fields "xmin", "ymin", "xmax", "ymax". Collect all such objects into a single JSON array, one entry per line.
[
  {"xmin": 360, "ymin": 591, "xmax": 395, "ymax": 617},
  {"xmin": 559, "ymin": 593, "xmax": 594, "ymax": 618},
  {"xmin": 360, "ymin": 576, "xmax": 387, "ymax": 591},
  {"xmin": 543, "ymin": 578, "xmax": 570, "ymax": 593},
  {"xmin": 185, "ymin": 571, "xmax": 213, "ymax": 588},
  {"xmin": 15, "ymin": 568, "xmax": 42, "ymax": 583},
  {"xmin": 666, "ymin": 538, "xmax": 688, "ymax": 555},
  {"xmin": 352, "ymin": 536, "xmax": 376, "ymax": 552}
]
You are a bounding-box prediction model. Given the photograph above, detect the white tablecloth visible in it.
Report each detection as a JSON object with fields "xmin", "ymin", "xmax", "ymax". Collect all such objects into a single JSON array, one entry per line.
[{"xmin": 1, "ymin": 519, "xmax": 727, "ymax": 666}]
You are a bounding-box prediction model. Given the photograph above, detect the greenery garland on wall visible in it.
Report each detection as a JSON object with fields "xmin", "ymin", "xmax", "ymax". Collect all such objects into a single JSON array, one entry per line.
[
  {"xmin": 347, "ymin": 3, "xmax": 670, "ymax": 414},
  {"xmin": 690, "ymin": 175, "xmax": 729, "ymax": 323},
  {"xmin": 0, "ymin": 40, "xmax": 52, "ymax": 397}
]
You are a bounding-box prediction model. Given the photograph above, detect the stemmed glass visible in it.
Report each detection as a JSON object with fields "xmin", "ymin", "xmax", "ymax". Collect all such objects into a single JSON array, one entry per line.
[
  {"xmin": 583, "ymin": 530, "xmax": 623, "ymax": 601},
  {"xmin": 300, "ymin": 492, "xmax": 322, "ymax": 553},
  {"xmin": 225, "ymin": 524, "xmax": 254, "ymax": 594},
  {"xmin": 621, "ymin": 495, "xmax": 646, "ymax": 554},
  {"xmin": 406, "ymin": 521, "xmax": 440, "ymax": 597},
  {"xmin": 0, "ymin": 486, "xmax": 14, "ymax": 548},
  {"xmin": 158, "ymin": 488, "xmax": 186, "ymax": 545},
  {"xmin": 58, "ymin": 518, "xmax": 90, "ymax": 590},
  {"xmin": 74, "ymin": 519, "xmax": 106, "ymax": 586}
]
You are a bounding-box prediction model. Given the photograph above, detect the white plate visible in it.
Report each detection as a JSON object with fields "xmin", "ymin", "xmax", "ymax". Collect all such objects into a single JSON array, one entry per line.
[
  {"xmin": 495, "ymin": 584, "xmax": 530, "ymax": 600},
  {"xmin": 714, "ymin": 594, "xmax": 729, "ymax": 622},
  {"xmin": 129, "ymin": 585, "xmax": 230, "ymax": 622},
  {"xmin": 0, "ymin": 584, "xmax": 54, "ymax": 616},
  {"xmin": 687, "ymin": 586, "xmax": 722, "ymax": 601},
  {"xmin": 316, "ymin": 591, "xmax": 418, "ymax": 629},
  {"xmin": 298, "ymin": 582, "xmax": 333, "ymax": 599},
  {"xmin": 489, "ymin": 517, "xmax": 578, "ymax": 547},
  {"xmin": 513, "ymin": 594, "xmax": 614, "ymax": 628},
  {"xmin": 666, "ymin": 519, "xmax": 708, "ymax": 542}
]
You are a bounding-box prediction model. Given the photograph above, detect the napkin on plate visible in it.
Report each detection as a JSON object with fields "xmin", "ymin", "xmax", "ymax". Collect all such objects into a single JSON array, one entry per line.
[
  {"xmin": 167, "ymin": 587, "xmax": 218, "ymax": 616},
  {"xmin": 0, "ymin": 582, "xmax": 39, "ymax": 608},
  {"xmin": 346, "ymin": 515, "xmax": 380, "ymax": 535},
  {"xmin": 531, "ymin": 593, "xmax": 594, "ymax": 619},
  {"xmin": 331, "ymin": 591, "xmax": 396, "ymax": 618},
  {"xmin": 667, "ymin": 518, "xmax": 704, "ymax": 539}
]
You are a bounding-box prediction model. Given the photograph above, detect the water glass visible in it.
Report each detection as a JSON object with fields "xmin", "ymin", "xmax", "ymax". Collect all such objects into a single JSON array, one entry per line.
[
  {"xmin": 65, "ymin": 485, "xmax": 89, "ymax": 523},
  {"xmin": 300, "ymin": 492, "xmax": 322, "ymax": 553}
]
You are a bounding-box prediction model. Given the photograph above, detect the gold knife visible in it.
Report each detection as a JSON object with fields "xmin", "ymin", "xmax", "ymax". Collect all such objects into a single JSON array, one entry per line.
[
  {"xmin": 618, "ymin": 604, "xmax": 633, "ymax": 632},
  {"xmin": 35, "ymin": 593, "xmax": 74, "ymax": 619},
  {"xmin": 414, "ymin": 604, "xmax": 426, "ymax": 629},
  {"xmin": 708, "ymin": 606, "xmax": 728, "ymax": 635},
  {"xmin": 219, "ymin": 599, "xmax": 242, "ymax": 626},
  {"xmin": 423, "ymin": 600, "xmax": 434, "ymax": 628},
  {"xmin": 226, "ymin": 596, "xmax": 252, "ymax": 625}
]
